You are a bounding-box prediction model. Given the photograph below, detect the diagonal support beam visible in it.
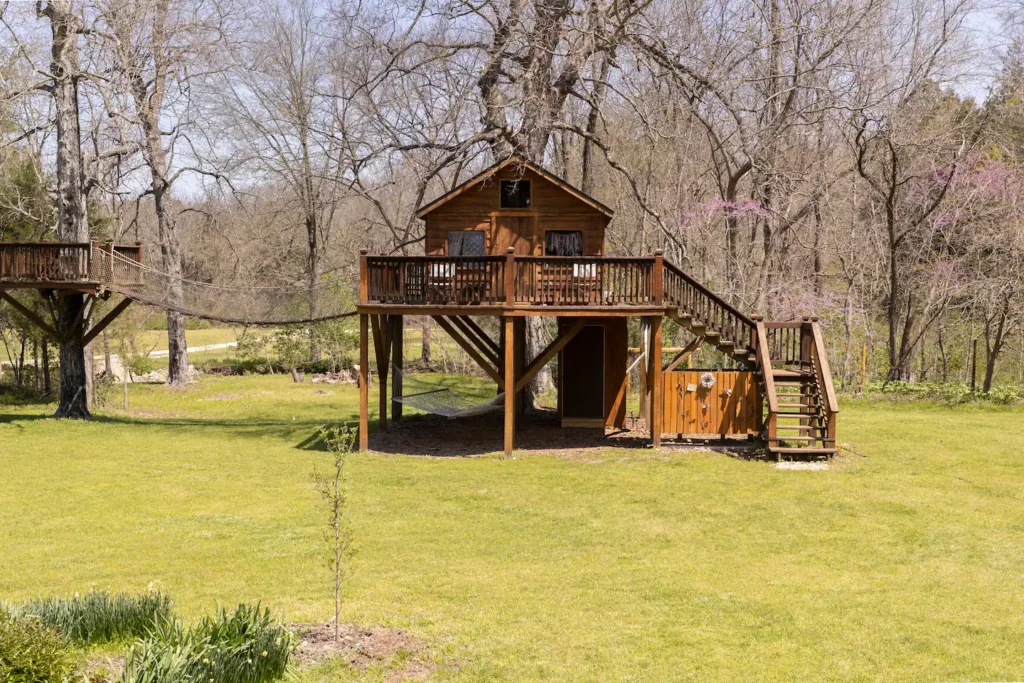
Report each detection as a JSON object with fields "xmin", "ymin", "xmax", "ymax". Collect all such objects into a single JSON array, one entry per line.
[
  {"xmin": 663, "ymin": 335, "xmax": 704, "ymax": 372},
  {"xmin": 514, "ymin": 318, "xmax": 587, "ymax": 394},
  {"xmin": 448, "ymin": 315, "xmax": 500, "ymax": 368},
  {"xmin": 0, "ymin": 291, "xmax": 60, "ymax": 343},
  {"xmin": 459, "ymin": 316, "xmax": 501, "ymax": 356},
  {"xmin": 432, "ymin": 315, "xmax": 504, "ymax": 389},
  {"xmin": 82, "ymin": 297, "xmax": 133, "ymax": 347}
]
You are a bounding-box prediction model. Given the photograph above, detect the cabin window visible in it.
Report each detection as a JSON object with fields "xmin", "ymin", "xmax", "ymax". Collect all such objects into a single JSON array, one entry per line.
[
  {"xmin": 447, "ymin": 230, "xmax": 486, "ymax": 257},
  {"xmin": 500, "ymin": 180, "xmax": 531, "ymax": 208},
  {"xmin": 544, "ymin": 230, "xmax": 584, "ymax": 257}
]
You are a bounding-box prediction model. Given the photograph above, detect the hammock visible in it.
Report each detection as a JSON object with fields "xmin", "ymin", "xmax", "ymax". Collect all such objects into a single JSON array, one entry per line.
[{"xmin": 393, "ymin": 388, "xmax": 504, "ymax": 419}]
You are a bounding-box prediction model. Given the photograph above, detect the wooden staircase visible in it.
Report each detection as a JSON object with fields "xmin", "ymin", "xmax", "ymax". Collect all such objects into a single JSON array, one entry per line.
[
  {"xmin": 660, "ymin": 261, "xmax": 838, "ymax": 458},
  {"xmin": 754, "ymin": 320, "xmax": 838, "ymax": 458}
]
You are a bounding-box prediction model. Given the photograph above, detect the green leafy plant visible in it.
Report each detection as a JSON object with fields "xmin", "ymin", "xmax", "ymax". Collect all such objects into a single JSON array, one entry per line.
[
  {"xmin": 121, "ymin": 604, "xmax": 292, "ymax": 683},
  {"xmin": 17, "ymin": 589, "xmax": 172, "ymax": 645},
  {"xmin": 0, "ymin": 609, "xmax": 76, "ymax": 683},
  {"xmin": 313, "ymin": 425, "xmax": 358, "ymax": 642}
]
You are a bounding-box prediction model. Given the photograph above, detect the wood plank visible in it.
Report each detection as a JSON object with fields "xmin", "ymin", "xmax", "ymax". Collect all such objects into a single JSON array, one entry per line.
[
  {"xmin": 432, "ymin": 315, "xmax": 504, "ymax": 388},
  {"xmin": 460, "ymin": 316, "xmax": 501, "ymax": 355},
  {"xmin": 650, "ymin": 315, "xmax": 663, "ymax": 447},
  {"xmin": 504, "ymin": 316, "xmax": 516, "ymax": 456},
  {"xmin": 449, "ymin": 315, "xmax": 500, "ymax": 367},
  {"xmin": 0, "ymin": 291, "xmax": 60, "ymax": 342},
  {"xmin": 359, "ymin": 314, "xmax": 369, "ymax": 451},
  {"xmin": 82, "ymin": 297, "xmax": 132, "ymax": 347},
  {"xmin": 391, "ymin": 315, "xmax": 403, "ymax": 422},
  {"xmin": 663, "ymin": 335, "xmax": 704, "ymax": 372}
]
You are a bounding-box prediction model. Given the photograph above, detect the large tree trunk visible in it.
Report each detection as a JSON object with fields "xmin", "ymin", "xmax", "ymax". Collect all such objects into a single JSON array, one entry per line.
[
  {"xmin": 523, "ymin": 317, "xmax": 553, "ymax": 412},
  {"xmin": 54, "ymin": 294, "xmax": 90, "ymax": 417},
  {"xmin": 982, "ymin": 295, "xmax": 1011, "ymax": 393},
  {"xmin": 42, "ymin": 0, "xmax": 91, "ymax": 418}
]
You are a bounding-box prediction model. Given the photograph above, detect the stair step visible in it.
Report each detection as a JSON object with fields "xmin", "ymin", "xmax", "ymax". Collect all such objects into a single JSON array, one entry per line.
[
  {"xmin": 768, "ymin": 435, "xmax": 827, "ymax": 442},
  {"xmin": 776, "ymin": 425, "xmax": 825, "ymax": 432},
  {"xmin": 772, "ymin": 369, "xmax": 812, "ymax": 379}
]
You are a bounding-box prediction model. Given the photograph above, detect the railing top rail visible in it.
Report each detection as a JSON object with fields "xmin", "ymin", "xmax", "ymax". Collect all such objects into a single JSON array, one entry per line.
[
  {"xmin": 0, "ymin": 241, "xmax": 92, "ymax": 247},
  {"xmin": 763, "ymin": 321, "xmax": 805, "ymax": 329},
  {"xmin": 662, "ymin": 260, "xmax": 755, "ymax": 329},
  {"xmin": 755, "ymin": 321, "xmax": 779, "ymax": 413},
  {"xmin": 514, "ymin": 255, "xmax": 656, "ymax": 262},
  {"xmin": 810, "ymin": 321, "xmax": 839, "ymax": 415},
  {"xmin": 366, "ymin": 254, "xmax": 506, "ymax": 262}
]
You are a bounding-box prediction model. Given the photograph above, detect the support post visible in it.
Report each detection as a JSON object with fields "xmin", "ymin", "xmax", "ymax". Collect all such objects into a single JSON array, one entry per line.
[
  {"xmin": 391, "ymin": 315, "xmax": 403, "ymax": 422},
  {"xmin": 504, "ymin": 315, "xmax": 516, "ymax": 456},
  {"xmin": 639, "ymin": 318, "xmax": 649, "ymax": 420},
  {"xmin": 649, "ymin": 315, "xmax": 663, "ymax": 447},
  {"xmin": 359, "ymin": 313, "xmax": 369, "ymax": 451}
]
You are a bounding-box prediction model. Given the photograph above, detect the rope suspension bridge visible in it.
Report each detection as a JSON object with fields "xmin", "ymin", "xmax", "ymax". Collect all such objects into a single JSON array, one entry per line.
[
  {"xmin": 97, "ymin": 247, "xmax": 358, "ymax": 326},
  {"xmin": 0, "ymin": 241, "xmax": 501, "ymax": 420}
]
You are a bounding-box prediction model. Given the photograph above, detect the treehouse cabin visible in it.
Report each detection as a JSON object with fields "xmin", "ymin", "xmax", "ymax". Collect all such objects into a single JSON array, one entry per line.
[
  {"xmin": 0, "ymin": 241, "xmax": 145, "ymax": 359},
  {"xmin": 358, "ymin": 156, "xmax": 840, "ymax": 459}
]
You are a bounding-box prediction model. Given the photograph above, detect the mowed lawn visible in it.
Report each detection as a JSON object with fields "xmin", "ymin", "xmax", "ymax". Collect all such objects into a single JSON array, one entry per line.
[{"xmin": 1, "ymin": 376, "xmax": 1023, "ymax": 682}]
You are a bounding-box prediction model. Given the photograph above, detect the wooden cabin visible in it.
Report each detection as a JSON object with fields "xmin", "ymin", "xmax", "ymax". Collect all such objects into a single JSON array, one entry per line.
[
  {"xmin": 417, "ymin": 157, "xmax": 613, "ymax": 258},
  {"xmin": 358, "ymin": 155, "xmax": 839, "ymax": 459}
]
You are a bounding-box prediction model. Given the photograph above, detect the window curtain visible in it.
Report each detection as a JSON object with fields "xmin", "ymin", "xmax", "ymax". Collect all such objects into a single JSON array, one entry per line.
[
  {"xmin": 447, "ymin": 231, "xmax": 485, "ymax": 256},
  {"xmin": 545, "ymin": 230, "xmax": 584, "ymax": 257}
]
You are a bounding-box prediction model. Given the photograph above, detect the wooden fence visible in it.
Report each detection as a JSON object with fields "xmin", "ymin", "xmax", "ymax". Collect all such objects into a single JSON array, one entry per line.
[{"xmin": 661, "ymin": 369, "xmax": 760, "ymax": 437}]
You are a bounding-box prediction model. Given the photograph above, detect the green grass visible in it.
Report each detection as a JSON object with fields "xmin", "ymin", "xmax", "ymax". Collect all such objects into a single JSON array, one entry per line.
[{"xmin": 1, "ymin": 377, "xmax": 1023, "ymax": 681}]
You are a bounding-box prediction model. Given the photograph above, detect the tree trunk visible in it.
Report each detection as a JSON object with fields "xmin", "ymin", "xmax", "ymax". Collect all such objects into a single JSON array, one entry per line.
[
  {"xmin": 420, "ymin": 318, "xmax": 432, "ymax": 366},
  {"xmin": 523, "ymin": 317, "xmax": 553, "ymax": 412},
  {"xmin": 41, "ymin": 0, "xmax": 91, "ymax": 418},
  {"xmin": 982, "ymin": 295, "xmax": 1011, "ymax": 393},
  {"xmin": 54, "ymin": 294, "xmax": 90, "ymax": 417}
]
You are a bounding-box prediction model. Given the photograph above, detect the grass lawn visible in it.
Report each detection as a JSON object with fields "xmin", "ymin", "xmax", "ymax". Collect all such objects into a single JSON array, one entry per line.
[{"xmin": 1, "ymin": 376, "xmax": 1023, "ymax": 681}]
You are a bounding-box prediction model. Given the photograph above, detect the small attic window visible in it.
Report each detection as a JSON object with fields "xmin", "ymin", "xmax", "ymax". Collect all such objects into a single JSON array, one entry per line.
[{"xmin": 500, "ymin": 180, "xmax": 531, "ymax": 208}]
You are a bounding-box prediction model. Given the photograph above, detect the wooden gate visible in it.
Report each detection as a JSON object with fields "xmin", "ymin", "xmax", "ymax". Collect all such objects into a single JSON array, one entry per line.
[{"xmin": 662, "ymin": 370, "xmax": 761, "ymax": 437}]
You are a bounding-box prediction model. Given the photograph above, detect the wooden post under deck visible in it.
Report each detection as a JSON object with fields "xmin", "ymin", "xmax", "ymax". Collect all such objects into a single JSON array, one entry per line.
[
  {"xmin": 648, "ymin": 315, "xmax": 663, "ymax": 448},
  {"xmin": 359, "ymin": 313, "xmax": 369, "ymax": 451},
  {"xmin": 504, "ymin": 315, "xmax": 516, "ymax": 456},
  {"xmin": 391, "ymin": 315, "xmax": 403, "ymax": 423}
]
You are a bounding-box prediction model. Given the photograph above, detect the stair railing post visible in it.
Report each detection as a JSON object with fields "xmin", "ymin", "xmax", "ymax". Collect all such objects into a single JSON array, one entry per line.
[
  {"xmin": 504, "ymin": 247, "xmax": 516, "ymax": 308},
  {"xmin": 652, "ymin": 250, "xmax": 664, "ymax": 307},
  {"xmin": 754, "ymin": 318, "xmax": 778, "ymax": 452},
  {"xmin": 359, "ymin": 249, "xmax": 368, "ymax": 305}
]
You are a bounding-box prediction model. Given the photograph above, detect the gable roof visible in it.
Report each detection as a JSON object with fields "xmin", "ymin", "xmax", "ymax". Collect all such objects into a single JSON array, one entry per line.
[{"xmin": 415, "ymin": 155, "xmax": 614, "ymax": 219}]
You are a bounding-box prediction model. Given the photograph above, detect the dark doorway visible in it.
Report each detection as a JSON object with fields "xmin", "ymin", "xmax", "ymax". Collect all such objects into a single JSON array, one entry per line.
[{"xmin": 561, "ymin": 325, "xmax": 605, "ymax": 422}]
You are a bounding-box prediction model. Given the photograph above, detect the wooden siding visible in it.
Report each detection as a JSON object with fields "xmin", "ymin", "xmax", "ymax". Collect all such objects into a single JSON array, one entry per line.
[
  {"xmin": 423, "ymin": 167, "xmax": 609, "ymax": 257},
  {"xmin": 661, "ymin": 370, "xmax": 760, "ymax": 437}
]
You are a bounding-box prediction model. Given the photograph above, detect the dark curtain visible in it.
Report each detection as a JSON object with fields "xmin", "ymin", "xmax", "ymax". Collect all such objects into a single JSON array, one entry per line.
[
  {"xmin": 447, "ymin": 231, "xmax": 486, "ymax": 256},
  {"xmin": 545, "ymin": 230, "xmax": 584, "ymax": 256}
]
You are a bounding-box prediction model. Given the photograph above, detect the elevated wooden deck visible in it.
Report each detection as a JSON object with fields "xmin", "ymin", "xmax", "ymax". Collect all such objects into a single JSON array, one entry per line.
[{"xmin": 0, "ymin": 242, "xmax": 144, "ymax": 291}]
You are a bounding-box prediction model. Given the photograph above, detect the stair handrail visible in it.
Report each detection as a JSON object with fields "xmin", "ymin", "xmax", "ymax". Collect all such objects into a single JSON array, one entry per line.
[
  {"xmin": 809, "ymin": 321, "xmax": 839, "ymax": 443},
  {"xmin": 754, "ymin": 320, "xmax": 778, "ymax": 445},
  {"xmin": 662, "ymin": 260, "xmax": 756, "ymax": 348}
]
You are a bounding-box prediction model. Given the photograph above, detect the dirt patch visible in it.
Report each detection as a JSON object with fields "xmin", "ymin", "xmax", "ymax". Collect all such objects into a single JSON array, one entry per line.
[
  {"xmin": 80, "ymin": 654, "xmax": 125, "ymax": 682},
  {"xmin": 292, "ymin": 623, "xmax": 430, "ymax": 680},
  {"xmin": 370, "ymin": 410, "xmax": 758, "ymax": 461}
]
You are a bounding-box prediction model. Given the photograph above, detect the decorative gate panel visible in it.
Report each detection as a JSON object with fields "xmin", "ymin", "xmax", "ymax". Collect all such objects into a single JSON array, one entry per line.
[{"xmin": 662, "ymin": 370, "xmax": 760, "ymax": 437}]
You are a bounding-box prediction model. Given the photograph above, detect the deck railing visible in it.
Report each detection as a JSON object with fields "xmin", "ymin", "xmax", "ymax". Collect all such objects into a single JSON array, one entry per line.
[
  {"xmin": 364, "ymin": 255, "xmax": 507, "ymax": 305},
  {"xmin": 363, "ymin": 253, "xmax": 663, "ymax": 307},
  {"xmin": 662, "ymin": 261, "xmax": 755, "ymax": 350},
  {"xmin": 513, "ymin": 256, "xmax": 655, "ymax": 305},
  {"xmin": 0, "ymin": 241, "xmax": 143, "ymax": 286},
  {"xmin": 0, "ymin": 242, "xmax": 92, "ymax": 283}
]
